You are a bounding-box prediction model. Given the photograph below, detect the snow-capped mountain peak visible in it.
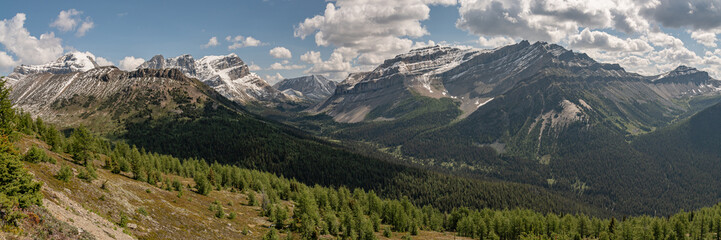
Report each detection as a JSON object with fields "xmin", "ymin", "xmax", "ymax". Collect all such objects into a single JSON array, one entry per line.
[
  {"xmin": 273, "ymin": 75, "xmax": 337, "ymax": 102},
  {"xmin": 136, "ymin": 53, "xmax": 288, "ymax": 103},
  {"xmin": 7, "ymin": 51, "xmax": 102, "ymax": 84}
]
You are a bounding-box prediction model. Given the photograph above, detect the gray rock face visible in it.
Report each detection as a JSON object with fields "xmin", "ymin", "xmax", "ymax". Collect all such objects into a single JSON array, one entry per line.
[
  {"xmin": 8, "ymin": 67, "xmax": 194, "ymax": 123},
  {"xmin": 652, "ymin": 65, "xmax": 711, "ymax": 84},
  {"xmin": 136, "ymin": 54, "xmax": 288, "ymax": 103},
  {"xmin": 273, "ymin": 75, "xmax": 337, "ymax": 103}
]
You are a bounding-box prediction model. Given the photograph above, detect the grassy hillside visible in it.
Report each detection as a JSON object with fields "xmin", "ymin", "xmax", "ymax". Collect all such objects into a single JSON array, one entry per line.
[{"xmin": 12, "ymin": 111, "xmax": 721, "ymax": 240}]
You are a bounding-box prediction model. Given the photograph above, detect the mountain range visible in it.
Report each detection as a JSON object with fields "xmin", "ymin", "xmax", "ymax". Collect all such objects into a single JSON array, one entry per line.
[
  {"xmin": 273, "ymin": 75, "xmax": 337, "ymax": 103},
  {"xmin": 137, "ymin": 53, "xmax": 290, "ymax": 103},
  {"xmin": 6, "ymin": 41, "xmax": 721, "ymax": 217}
]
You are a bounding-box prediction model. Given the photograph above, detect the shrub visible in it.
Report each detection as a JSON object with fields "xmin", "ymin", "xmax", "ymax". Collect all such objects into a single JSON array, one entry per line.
[
  {"xmin": 172, "ymin": 178, "xmax": 182, "ymax": 191},
  {"xmin": 194, "ymin": 174, "xmax": 210, "ymax": 195},
  {"xmin": 0, "ymin": 135, "xmax": 43, "ymax": 226},
  {"xmin": 137, "ymin": 208, "xmax": 148, "ymax": 216},
  {"xmin": 248, "ymin": 191, "xmax": 257, "ymax": 206},
  {"xmin": 263, "ymin": 229, "xmax": 280, "ymax": 240},
  {"xmin": 77, "ymin": 164, "xmax": 98, "ymax": 181},
  {"xmin": 215, "ymin": 206, "xmax": 225, "ymax": 218},
  {"xmin": 118, "ymin": 213, "xmax": 129, "ymax": 227},
  {"xmin": 22, "ymin": 146, "xmax": 54, "ymax": 163},
  {"xmin": 55, "ymin": 164, "xmax": 73, "ymax": 182}
]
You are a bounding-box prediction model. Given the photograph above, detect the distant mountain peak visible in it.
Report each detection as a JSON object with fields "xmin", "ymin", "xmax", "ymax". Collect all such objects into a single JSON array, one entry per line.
[
  {"xmin": 7, "ymin": 51, "xmax": 101, "ymax": 84},
  {"xmin": 136, "ymin": 53, "xmax": 288, "ymax": 103},
  {"xmin": 273, "ymin": 75, "xmax": 337, "ymax": 103},
  {"xmin": 653, "ymin": 65, "xmax": 710, "ymax": 83},
  {"xmin": 671, "ymin": 65, "xmax": 698, "ymax": 74}
]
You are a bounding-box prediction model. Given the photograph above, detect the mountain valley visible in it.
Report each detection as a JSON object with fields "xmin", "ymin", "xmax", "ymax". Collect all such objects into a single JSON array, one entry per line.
[{"xmin": 3, "ymin": 40, "xmax": 721, "ymax": 239}]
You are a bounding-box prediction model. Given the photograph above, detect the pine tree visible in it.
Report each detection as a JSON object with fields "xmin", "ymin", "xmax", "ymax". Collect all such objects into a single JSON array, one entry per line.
[
  {"xmin": 194, "ymin": 173, "xmax": 211, "ymax": 195},
  {"xmin": 0, "ymin": 79, "xmax": 43, "ymax": 226},
  {"xmin": 69, "ymin": 125, "xmax": 93, "ymax": 165},
  {"xmin": 0, "ymin": 78, "xmax": 14, "ymax": 135},
  {"xmin": 263, "ymin": 229, "xmax": 280, "ymax": 240}
]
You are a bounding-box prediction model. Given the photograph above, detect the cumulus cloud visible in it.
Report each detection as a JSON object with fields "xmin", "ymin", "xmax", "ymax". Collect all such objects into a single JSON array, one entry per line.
[
  {"xmin": 50, "ymin": 9, "xmax": 81, "ymax": 32},
  {"xmin": 689, "ymin": 30, "xmax": 719, "ymax": 48},
  {"xmin": 118, "ymin": 56, "xmax": 145, "ymax": 70},
  {"xmin": 50, "ymin": 9, "xmax": 94, "ymax": 37},
  {"xmin": 226, "ymin": 35, "xmax": 263, "ymax": 49},
  {"xmin": 295, "ymin": 0, "xmax": 455, "ymax": 77},
  {"xmin": 76, "ymin": 20, "xmax": 93, "ymax": 37},
  {"xmin": 248, "ymin": 63, "xmax": 262, "ymax": 71},
  {"xmin": 269, "ymin": 47, "xmax": 292, "ymax": 59},
  {"xmin": 202, "ymin": 36, "xmax": 219, "ymax": 48},
  {"xmin": 452, "ymin": 0, "xmax": 721, "ymax": 78},
  {"xmin": 0, "ymin": 51, "xmax": 17, "ymax": 72},
  {"xmin": 644, "ymin": 31, "xmax": 685, "ymax": 48},
  {"xmin": 300, "ymin": 51, "xmax": 322, "ymax": 65},
  {"xmin": 263, "ymin": 72, "xmax": 285, "ymax": 84},
  {"xmin": 569, "ymin": 28, "xmax": 653, "ymax": 52},
  {"xmin": 478, "ymin": 36, "xmax": 516, "ymax": 48},
  {"xmin": 642, "ymin": 0, "xmax": 721, "ymax": 31},
  {"xmin": 301, "ymin": 49, "xmax": 359, "ymax": 80},
  {"xmin": 0, "ymin": 13, "xmax": 64, "ymax": 66},
  {"xmin": 268, "ymin": 60, "xmax": 305, "ymax": 70},
  {"xmin": 94, "ymin": 56, "xmax": 113, "ymax": 66}
]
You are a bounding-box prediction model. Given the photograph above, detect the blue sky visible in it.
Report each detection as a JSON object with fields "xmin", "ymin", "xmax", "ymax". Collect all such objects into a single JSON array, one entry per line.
[{"xmin": 1, "ymin": 0, "xmax": 720, "ymax": 82}]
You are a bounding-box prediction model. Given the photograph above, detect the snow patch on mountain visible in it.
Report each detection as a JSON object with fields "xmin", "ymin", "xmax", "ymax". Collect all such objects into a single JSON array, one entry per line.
[
  {"xmin": 7, "ymin": 52, "xmax": 100, "ymax": 84},
  {"xmin": 137, "ymin": 53, "xmax": 289, "ymax": 103},
  {"xmin": 274, "ymin": 75, "xmax": 337, "ymax": 103}
]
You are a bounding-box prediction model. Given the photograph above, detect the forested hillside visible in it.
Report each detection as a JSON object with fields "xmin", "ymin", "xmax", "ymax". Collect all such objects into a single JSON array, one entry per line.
[{"xmin": 6, "ymin": 78, "xmax": 721, "ymax": 239}]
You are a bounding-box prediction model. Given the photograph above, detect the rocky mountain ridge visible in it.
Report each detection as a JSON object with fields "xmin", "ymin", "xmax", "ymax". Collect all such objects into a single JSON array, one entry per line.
[
  {"xmin": 273, "ymin": 75, "xmax": 337, "ymax": 103},
  {"xmin": 138, "ymin": 53, "xmax": 289, "ymax": 103},
  {"xmin": 314, "ymin": 41, "xmax": 721, "ymax": 123}
]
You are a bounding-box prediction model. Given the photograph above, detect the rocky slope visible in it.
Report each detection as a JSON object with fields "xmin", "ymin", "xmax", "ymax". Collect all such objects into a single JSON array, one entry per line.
[
  {"xmin": 7, "ymin": 61, "xmax": 239, "ymax": 132},
  {"xmin": 310, "ymin": 41, "xmax": 721, "ymax": 215},
  {"xmin": 314, "ymin": 41, "xmax": 721, "ymax": 126},
  {"xmin": 273, "ymin": 75, "xmax": 337, "ymax": 103},
  {"xmin": 138, "ymin": 54, "xmax": 290, "ymax": 103},
  {"xmin": 6, "ymin": 52, "xmax": 100, "ymax": 85}
]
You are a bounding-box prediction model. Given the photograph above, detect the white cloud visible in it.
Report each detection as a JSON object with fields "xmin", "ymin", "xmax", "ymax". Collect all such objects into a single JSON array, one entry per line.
[
  {"xmin": 689, "ymin": 30, "xmax": 718, "ymax": 48},
  {"xmin": 295, "ymin": 0, "xmax": 455, "ymax": 76},
  {"xmin": 202, "ymin": 36, "xmax": 219, "ymax": 48},
  {"xmin": 569, "ymin": 28, "xmax": 653, "ymax": 52},
  {"xmin": 302, "ymin": 48, "xmax": 359, "ymax": 80},
  {"xmin": 50, "ymin": 9, "xmax": 81, "ymax": 32},
  {"xmin": 478, "ymin": 36, "xmax": 516, "ymax": 48},
  {"xmin": 269, "ymin": 47, "xmax": 292, "ymax": 59},
  {"xmin": 0, "ymin": 51, "xmax": 17, "ymax": 72},
  {"xmin": 300, "ymin": 51, "xmax": 322, "ymax": 64},
  {"xmin": 0, "ymin": 13, "xmax": 64, "ymax": 66},
  {"xmin": 118, "ymin": 56, "xmax": 145, "ymax": 70},
  {"xmin": 244, "ymin": 37, "xmax": 261, "ymax": 47},
  {"xmin": 268, "ymin": 61, "xmax": 305, "ymax": 70},
  {"xmin": 248, "ymin": 63, "xmax": 262, "ymax": 71},
  {"xmin": 263, "ymin": 73, "xmax": 285, "ymax": 83},
  {"xmin": 226, "ymin": 35, "xmax": 264, "ymax": 49},
  {"xmin": 76, "ymin": 20, "xmax": 93, "ymax": 37},
  {"xmin": 644, "ymin": 31, "xmax": 685, "ymax": 48},
  {"xmin": 50, "ymin": 9, "xmax": 94, "ymax": 37},
  {"xmin": 94, "ymin": 56, "xmax": 113, "ymax": 66}
]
